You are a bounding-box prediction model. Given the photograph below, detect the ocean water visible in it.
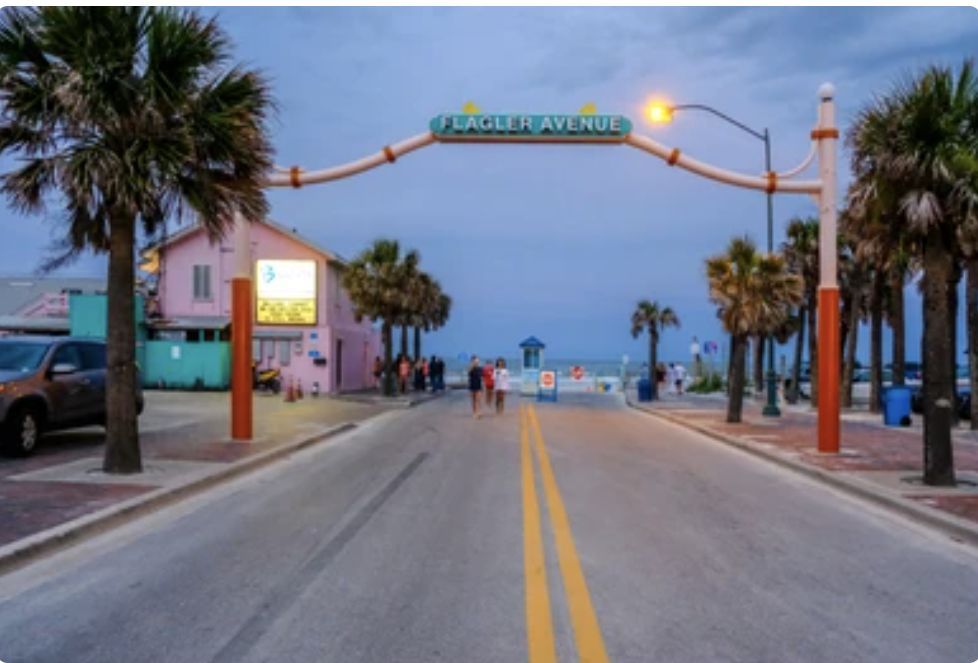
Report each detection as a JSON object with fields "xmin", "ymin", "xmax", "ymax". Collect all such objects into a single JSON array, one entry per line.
[{"xmin": 439, "ymin": 356, "xmax": 703, "ymax": 380}]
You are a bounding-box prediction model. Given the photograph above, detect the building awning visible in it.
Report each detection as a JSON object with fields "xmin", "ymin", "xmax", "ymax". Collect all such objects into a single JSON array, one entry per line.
[
  {"xmin": 253, "ymin": 329, "xmax": 304, "ymax": 341},
  {"xmin": 0, "ymin": 316, "xmax": 70, "ymax": 334},
  {"xmin": 150, "ymin": 316, "xmax": 230, "ymax": 331}
]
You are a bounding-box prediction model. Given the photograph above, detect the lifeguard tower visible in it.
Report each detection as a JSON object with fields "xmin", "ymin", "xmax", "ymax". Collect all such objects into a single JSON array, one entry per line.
[{"xmin": 519, "ymin": 336, "xmax": 545, "ymax": 396}]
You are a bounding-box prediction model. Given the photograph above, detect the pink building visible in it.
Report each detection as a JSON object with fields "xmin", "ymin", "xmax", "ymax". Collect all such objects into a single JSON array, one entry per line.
[{"xmin": 142, "ymin": 218, "xmax": 380, "ymax": 394}]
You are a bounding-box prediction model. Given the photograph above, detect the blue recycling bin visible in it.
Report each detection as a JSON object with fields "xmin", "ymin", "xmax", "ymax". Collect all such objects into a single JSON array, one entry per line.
[
  {"xmin": 883, "ymin": 386, "xmax": 912, "ymax": 426},
  {"xmin": 637, "ymin": 378, "xmax": 652, "ymax": 402}
]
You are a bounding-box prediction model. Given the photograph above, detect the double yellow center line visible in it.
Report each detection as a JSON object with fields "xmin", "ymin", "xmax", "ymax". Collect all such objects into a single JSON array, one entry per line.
[{"xmin": 520, "ymin": 404, "xmax": 609, "ymax": 663}]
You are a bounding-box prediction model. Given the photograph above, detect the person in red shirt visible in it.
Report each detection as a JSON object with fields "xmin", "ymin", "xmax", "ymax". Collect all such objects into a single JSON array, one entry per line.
[{"xmin": 482, "ymin": 362, "xmax": 495, "ymax": 408}]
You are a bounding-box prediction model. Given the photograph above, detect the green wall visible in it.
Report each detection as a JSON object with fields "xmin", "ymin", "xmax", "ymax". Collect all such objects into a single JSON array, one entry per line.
[{"xmin": 143, "ymin": 341, "xmax": 230, "ymax": 389}]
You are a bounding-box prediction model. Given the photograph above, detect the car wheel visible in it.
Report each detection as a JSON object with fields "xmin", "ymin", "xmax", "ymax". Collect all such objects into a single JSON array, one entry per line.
[{"xmin": 2, "ymin": 405, "xmax": 43, "ymax": 457}]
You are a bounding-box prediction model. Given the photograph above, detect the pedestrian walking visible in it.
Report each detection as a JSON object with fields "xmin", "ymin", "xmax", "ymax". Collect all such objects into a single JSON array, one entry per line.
[
  {"xmin": 413, "ymin": 357, "xmax": 425, "ymax": 391},
  {"xmin": 398, "ymin": 354, "xmax": 410, "ymax": 394},
  {"xmin": 373, "ymin": 356, "xmax": 383, "ymax": 391},
  {"xmin": 666, "ymin": 363, "xmax": 676, "ymax": 394},
  {"xmin": 435, "ymin": 356, "xmax": 445, "ymax": 391},
  {"xmin": 674, "ymin": 362, "xmax": 687, "ymax": 395},
  {"xmin": 429, "ymin": 355, "xmax": 437, "ymax": 391},
  {"xmin": 482, "ymin": 360, "xmax": 495, "ymax": 408},
  {"xmin": 468, "ymin": 356, "xmax": 483, "ymax": 418},
  {"xmin": 494, "ymin": 358, "xmax": 510, "ymax": 414}
]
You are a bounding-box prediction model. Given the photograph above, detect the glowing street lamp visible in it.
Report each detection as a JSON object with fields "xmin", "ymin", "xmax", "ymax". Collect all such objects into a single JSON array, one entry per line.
[
  {"xmin": 646, "ymin": 98, "xmax": 782, "ymax": 418},
  {"xmin": 646, "ymin": 102, "xmax": 673, "ymax": 124}
]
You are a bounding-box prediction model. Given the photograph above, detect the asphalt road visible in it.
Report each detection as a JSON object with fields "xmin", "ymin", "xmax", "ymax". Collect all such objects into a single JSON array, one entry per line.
[{"xmin": 0, "ymin": 392, "xmax": 976, "ymax": 662}]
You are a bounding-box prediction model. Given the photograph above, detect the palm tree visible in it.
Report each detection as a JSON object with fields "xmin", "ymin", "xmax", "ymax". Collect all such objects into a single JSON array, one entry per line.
[
  {"xmin": 837, "ymin": 230, "xmax": 868, "ymax": 409},
  {"xmin": 344, "ymin": 239, "xmax": 414, "ymax": 396},
  {"xmin": 0, "ymin": 8, "xmax": 272, "ymax": 473},
  {"xmin": 630, "ymin": 300, "xmax": 679, "ymax": 401},
  {"xmin": 849, "ymin": 60, "xmax": 978, "ymax": 486},
  {"xmin": 707, "ymin": 237, "xmax": 803, "ymax": 423},
  {"xmin": 396, "ymin": 250, "xmax": 421, "ymax": 360},
  {"xmin": 411, "ymin": 274, "xmax": 451, "ymax": 361},
  {"xmin": 782, "ymin": 217, "xmax": 820, "ymax": 406}
]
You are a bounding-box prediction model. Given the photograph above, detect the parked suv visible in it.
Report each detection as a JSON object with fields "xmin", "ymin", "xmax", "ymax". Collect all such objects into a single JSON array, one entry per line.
[{"xmin": 0, "ymin": 336, "xmax": 144, "ymax": 456}]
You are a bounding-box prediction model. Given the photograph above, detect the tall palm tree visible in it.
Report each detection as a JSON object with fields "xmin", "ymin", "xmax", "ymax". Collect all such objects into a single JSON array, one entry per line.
[
  {"xmin": 630, "ymin": 300, "xmax": 679, "ymax": 401},
  {"xmin": 0, "ymin": 8, "xmax": 273, "ymax": 473},
  {"xmin": 344, "ymin": 239, "xmax": 413, "ymax": 396},
  {"xmin": 411, "ymin": 274, "xmax": 451, "ymax": 361},
  {"xmin": 849, "ymin": 60, "xmax": 978, "ymax": 486},
  {"xmin": 397, "ymin": 250, "xmax": 421, "ymax": 360},
  {"xmin": 837, "ymin": 230, "xmax": 868, "ymax": 409},
  {"xmin": 707, "ymin": 237, "xmax": 803, "ymax": 423},
  {"xmin": 782, "ymin": 217, "xmax": 820, "ymax": 406}
]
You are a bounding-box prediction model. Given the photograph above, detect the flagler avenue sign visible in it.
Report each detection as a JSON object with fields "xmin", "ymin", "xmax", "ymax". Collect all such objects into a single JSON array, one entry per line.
[{"xmin": 430, "ymin": 113, "xmax": 633, "ymax": 143}]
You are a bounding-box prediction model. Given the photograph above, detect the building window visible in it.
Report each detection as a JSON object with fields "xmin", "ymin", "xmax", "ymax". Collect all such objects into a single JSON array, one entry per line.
[
  {"xmin": 193, "ymin": 265, "xmax": 212, "ymax": 301},
  {"xmin": 278, "ymin": 340, "xmax": 292, "ymax": 366}
]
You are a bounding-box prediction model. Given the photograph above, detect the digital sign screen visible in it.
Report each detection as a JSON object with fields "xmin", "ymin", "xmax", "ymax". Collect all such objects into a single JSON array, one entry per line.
[{"xmin": 255, "ymin": 259, "xmax": 317, "ymax": 325}]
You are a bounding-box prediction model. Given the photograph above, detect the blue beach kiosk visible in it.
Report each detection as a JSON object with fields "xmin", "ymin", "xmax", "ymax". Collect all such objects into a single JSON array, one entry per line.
[{"xmin": 519, "ymin": 336, "xmax": 546, "ymax": 396}]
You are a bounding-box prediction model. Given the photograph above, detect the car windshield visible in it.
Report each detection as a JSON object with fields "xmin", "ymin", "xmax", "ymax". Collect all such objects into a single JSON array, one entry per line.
[{"xmin": 0, "ymin": 342, "xmax": 48, "ymax": 373}]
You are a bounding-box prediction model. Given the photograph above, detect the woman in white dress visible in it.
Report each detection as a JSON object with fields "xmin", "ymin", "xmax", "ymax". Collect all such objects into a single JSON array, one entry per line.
[{"xmin": 494, "ymin": 358, "xmax": 510, "ymax": 415}]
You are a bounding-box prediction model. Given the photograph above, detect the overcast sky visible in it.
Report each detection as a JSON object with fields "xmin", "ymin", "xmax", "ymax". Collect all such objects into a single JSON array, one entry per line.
[{"xmin": 2, "ymin": 6, "xmax": 976, "ymax": 364}]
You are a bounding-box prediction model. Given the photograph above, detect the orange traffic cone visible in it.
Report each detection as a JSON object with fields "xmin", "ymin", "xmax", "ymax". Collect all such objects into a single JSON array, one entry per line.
[
  {"xmin": 284, "ymin": 376, "xmax": 296, "ymax": 403},
  {"xmin": 296, "ymin": 379, "xmax": 304, "ymax": 400}
]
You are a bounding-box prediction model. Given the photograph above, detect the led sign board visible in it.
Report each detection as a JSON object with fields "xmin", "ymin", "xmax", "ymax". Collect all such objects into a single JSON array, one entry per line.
[{"xmin": 255, "ymin": 259, "xmax": 317, "ymax": 325}]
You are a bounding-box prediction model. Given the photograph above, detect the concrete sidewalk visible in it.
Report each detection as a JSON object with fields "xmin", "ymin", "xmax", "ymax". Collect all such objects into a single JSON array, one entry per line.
[
  {"xmin": 627, "ymin": 391, "xmax": 978, "ymax": 546},
  {"xmin": 0, "ymin": 391, "xmax": 396, "ymax": 573}
]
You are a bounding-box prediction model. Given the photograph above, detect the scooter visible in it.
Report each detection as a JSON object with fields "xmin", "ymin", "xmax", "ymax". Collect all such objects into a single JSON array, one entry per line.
[{"xmin": 253, "ymin": 363, "xmax": 282, "ymax": 394}]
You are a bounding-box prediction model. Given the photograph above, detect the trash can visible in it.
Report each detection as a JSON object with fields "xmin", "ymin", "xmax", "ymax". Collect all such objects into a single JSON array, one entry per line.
[
  {"xmin": 637, "ymin": 378, "xmax": 652, "ymax": 402},
  {"xmin": 883, "ymin": 386, "xmax": 912, "ymax": 426}
]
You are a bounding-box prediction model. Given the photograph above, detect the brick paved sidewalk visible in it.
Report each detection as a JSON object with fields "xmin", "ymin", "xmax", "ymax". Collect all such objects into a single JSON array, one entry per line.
[
  {"xmin": 630, "ymin": 392, "xmax": 978, "ymax": 529},
  {"xmin": 0, "ymin": 391, "xmax": 389, "ymax": 549}
]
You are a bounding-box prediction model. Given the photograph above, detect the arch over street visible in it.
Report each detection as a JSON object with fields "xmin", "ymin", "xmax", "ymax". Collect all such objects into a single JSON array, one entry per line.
[{"xmin": 229, "ymin": 84, "xmax": 841, "ymax": 454}]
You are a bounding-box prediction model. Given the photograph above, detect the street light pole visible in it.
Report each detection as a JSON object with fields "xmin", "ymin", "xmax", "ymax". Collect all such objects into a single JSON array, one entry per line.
[
  {"xmin": 662, "ymin": 104, "xmax": 781, "ymax": 416},
  {"xmin": 762, "ymin": 128, "xmax": 780, "ymax": 416}
]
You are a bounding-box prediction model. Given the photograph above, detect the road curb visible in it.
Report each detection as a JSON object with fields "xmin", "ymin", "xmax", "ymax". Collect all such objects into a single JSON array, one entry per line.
[
  {"xmin": 625, "ymin": 399, "xmax": 978, "ymax": 548},
  {"xmin": 0, "ymin": 421, "xmax": 359, "ymax": 577}
]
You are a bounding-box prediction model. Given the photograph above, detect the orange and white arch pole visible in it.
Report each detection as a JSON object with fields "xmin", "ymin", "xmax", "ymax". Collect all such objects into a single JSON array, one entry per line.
[
  {"xmin": 230, "ymin": 212, "xmax": 253, "ymax": 441},
  {"xmin": 232, "ymin": 84, "xmax": 841, "ymax": 453}
]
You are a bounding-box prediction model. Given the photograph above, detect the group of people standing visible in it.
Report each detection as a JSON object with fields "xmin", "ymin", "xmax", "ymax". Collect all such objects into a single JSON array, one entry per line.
[
  {"xmin": 372, "ymin": 355, "xmax": 447, "ymax": 393},
  {"xmin": 467, "ymin": 356, "xmax": 510, "ymax": 418},
  {"xmin": 654, "ymin": 362, "xmax": 688, "ymax": 395}
]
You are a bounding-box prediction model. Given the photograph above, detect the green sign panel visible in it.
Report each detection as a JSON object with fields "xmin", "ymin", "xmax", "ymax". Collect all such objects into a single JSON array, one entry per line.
[{"xmin": 431, "ymin": 113, "xmax": 632, "ymax": 142}]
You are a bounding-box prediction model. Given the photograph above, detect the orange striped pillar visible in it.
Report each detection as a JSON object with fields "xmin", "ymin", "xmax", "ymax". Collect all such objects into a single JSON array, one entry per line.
[
  {"xmin": 230, "ymin": 216, "xmax": 253, "ymax": 441},
  {"xmin": 817, "ymin": 287, "xmax": 840, "ymax": 453}
]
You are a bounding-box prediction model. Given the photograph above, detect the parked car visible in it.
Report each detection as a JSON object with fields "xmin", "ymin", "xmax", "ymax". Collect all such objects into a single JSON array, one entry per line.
[{"xmin": 0, "ymin": 336, "xmax": 144, "ymax": 457}]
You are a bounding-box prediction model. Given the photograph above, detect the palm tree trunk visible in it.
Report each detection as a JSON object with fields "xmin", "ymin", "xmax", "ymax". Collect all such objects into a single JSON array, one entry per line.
[
  {"xmin": 870, "ymin": 270, "xmax": 884, "ymax": 413},
  {"xmin": 752, "ymin": 335, "xmax": 764, "ymax": 397},
  {"xmin": 400, "ymin": 324, "xmax": 409, "ymax": 359},
  {"xmin": 726, "ymin": 334, "xmax": 734, "ymax": 395},
  {"xmin": 840, "ymin": 288, "xmax": 852, "ymax": 389},
  {"xmin": 842, "ymin": 294, "xmax": 860, "ymax": 409},
  {"xmin": 807, "ymin": 291, "xmax": 819, "ymax": 407},
  {"xmin": 949, "ymin": 263, "xmax": 961, "ymax": 427},
  {"xmin": 382, "ymin": 320, "xmax": 395, "ymax": 396},
  {"xmin": 649, "ymin": 331, "xmax": 659, "ymax": 400},
  {"xmin": 102, "ymin": 215, "xmax": 141, "ymax": 474},
  {"xmin": 788, "ymin": 307, "xmax": 805, "ymax": 404},
  {"xmin": 891, "ymin": 270, "xmax": 906, "ymax": 386},
  {"xmin": 968, "ymin": 258, "xmax": 978, "ymax": 428},
  {"xmin": 727, "ymin": 333, "xmax": 748, "ymax": 423},
  {"xmin": 922, "ymin": 235, "xmax": 956, "ymax": 486},
  {"xmin": 413, "ymin": 326, "xmax": 421, "ymax": 362}
]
